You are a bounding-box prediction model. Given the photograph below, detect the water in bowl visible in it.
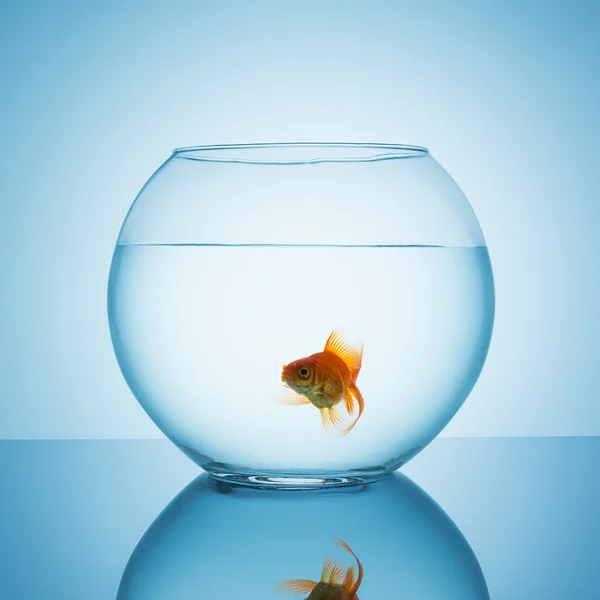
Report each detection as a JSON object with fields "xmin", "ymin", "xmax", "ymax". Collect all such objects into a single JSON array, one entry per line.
[{"xmin": 108, "ymin": 244, "xmax": 494, "ymax": 483}]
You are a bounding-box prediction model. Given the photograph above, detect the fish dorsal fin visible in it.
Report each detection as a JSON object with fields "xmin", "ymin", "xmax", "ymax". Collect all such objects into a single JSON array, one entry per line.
[
  {"xmin": 321, "ymin": 557, "xmax": 345, "ymax": 585},
  {"xmin": 324, "ymin": 330, "xmax": 363, "ymax": 373}
]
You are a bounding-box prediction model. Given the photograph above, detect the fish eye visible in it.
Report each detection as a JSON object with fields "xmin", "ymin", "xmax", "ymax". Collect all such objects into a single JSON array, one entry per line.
[{"xmin": 298, "ymin": 367, "xmax": 310, "ymax": 378}]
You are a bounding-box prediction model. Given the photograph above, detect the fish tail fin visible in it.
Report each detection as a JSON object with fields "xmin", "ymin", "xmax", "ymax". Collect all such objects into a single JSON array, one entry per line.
[
  {"xmin": 324, "ymin": 330, "xmax": 363, "ymax": 381},
  {"xmin": 343, "ymin": 566, "xmax": 356, "ymax": 591},
  {"xmin": 343, "ymin": 384, "xmax": 364, "ymax": 434},
  {"xmin": 335, "ymin": 538, "xmax": 364, "ymax": 595},
  {"xmin": 343, "ymin": 388, "xmax": 355, "ymax": 415},
  {"xmin": 350, "ymin": 344, "xmax": 364, "ymax": 385}
]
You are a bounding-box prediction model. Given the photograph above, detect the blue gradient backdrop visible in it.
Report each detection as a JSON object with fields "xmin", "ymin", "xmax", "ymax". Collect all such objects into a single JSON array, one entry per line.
[{"xmin": 1, "ymin": 0, "xmax": 598, "ymax": 439}]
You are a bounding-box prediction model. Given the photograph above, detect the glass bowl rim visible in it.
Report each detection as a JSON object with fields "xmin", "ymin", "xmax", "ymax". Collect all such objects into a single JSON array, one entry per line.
[{"xmin": 171, "ymin": 142, "xmax": 430, "ymax": 164}]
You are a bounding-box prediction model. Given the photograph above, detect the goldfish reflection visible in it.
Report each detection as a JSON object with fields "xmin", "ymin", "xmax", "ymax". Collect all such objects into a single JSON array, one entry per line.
[{"xmin": 277, "ymin": 538, "xmax": 363, "ymax": 600}]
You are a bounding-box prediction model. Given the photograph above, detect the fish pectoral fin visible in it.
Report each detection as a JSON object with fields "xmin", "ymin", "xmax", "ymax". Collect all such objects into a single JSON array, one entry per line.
[
  {"xmin": 276, "ymin": 579, "xmax": 318, "ymax": 595},
  {"xmin": 324, "ymin": 330, "xmax": 364, "ymax": 375},
  {"xmin": 277, "ymin": 392, "xmax": 311, "ymax": 406},
  {"xmin": 321, "ymin": 557, "xmax": 345, "ymax": 585}
]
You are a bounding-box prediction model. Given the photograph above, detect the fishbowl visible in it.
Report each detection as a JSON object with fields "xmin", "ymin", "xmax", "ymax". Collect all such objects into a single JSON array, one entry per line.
[{"xmin": 107, "ymin": 142, "xmax": 495, "ymax": 486}]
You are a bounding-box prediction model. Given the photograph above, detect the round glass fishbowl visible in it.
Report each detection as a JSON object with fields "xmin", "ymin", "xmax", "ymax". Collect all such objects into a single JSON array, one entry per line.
[{"xmin": 108, "ymin": 142, "xmax": 494, "ymax": 486}]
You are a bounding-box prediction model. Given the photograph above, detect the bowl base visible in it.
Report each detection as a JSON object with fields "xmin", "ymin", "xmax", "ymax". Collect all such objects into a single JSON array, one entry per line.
[{"xmin": 203, "ymin": 463, "xmax": 389, "ymax": 490}]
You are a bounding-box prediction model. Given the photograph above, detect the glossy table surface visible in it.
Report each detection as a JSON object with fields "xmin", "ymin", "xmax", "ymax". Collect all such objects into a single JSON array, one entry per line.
[{"xmin": 1, "ymin": 437, "xmax": 598, "ymax": 599}]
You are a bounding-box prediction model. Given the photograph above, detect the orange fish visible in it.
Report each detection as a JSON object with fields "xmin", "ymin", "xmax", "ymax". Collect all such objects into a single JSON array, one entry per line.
[
  {"xmin": 280, "ymin": 330, "xmax": 364, "ymax": 435},
  {"xmin": 277, "ymin": 538, "xmax": 363, "ymax": 600}
]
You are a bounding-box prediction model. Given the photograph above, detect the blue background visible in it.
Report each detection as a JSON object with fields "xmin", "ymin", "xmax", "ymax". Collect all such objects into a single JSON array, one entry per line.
[{"xmin": 1, "ymin": 0, "xmax": 599, "ymax": 439}]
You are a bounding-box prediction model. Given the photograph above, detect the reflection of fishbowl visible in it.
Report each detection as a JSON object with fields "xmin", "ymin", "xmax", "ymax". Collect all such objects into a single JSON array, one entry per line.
[
  {"xmin": 117, "ymin": 473, "xmax": 490, "ymax": 599},
  {"xmin": 108, "ymin": 143, "xmax": 495, "ymax": 485}
]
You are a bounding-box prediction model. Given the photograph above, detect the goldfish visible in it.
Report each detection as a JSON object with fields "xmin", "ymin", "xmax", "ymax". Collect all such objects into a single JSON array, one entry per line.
[
  {"xmin": 280, "ymin": 330, "xmax": 364, "ymax": 435},
  {"xmin": 277, "ymin": 537, "xmax": 363, "ymax": 600}
]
